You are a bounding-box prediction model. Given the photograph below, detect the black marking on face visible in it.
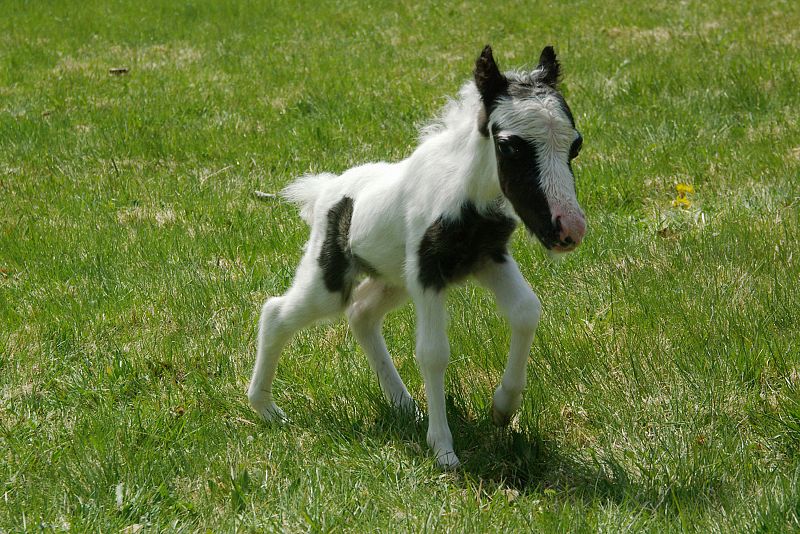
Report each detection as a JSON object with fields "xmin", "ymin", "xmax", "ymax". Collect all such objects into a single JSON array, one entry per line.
[
  {"xmin": 492, "ymin": 126, "xmax": 560, "ymax": 249},
  {"xmin": 319, "ymin": 196, "xmax": 357, "ymax": 300},
  {"xmin": 418, "ymin": 202, "xmax": 517, "ymax": 291}
]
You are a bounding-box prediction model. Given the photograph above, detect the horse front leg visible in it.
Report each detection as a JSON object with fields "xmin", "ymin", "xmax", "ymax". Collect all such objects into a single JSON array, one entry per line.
[
  {"xmin": 474, "ymin": 257, "xmax": 542, "ymax": 426},
  {"xmin": 411, "ymin": 288, "xmax": 459, "ymax": 468}
]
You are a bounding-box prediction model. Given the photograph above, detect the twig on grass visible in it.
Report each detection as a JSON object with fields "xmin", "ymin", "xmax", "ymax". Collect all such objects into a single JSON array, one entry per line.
[{"xmin": 253, "ymin": 190, "xmax": 278, "ymax": 201}]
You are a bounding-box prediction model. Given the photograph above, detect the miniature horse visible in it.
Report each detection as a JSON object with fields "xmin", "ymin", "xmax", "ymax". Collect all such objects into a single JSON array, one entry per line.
[{"xmin": 248, "ymin": 45, "xmax": 586, "ymax": 468}]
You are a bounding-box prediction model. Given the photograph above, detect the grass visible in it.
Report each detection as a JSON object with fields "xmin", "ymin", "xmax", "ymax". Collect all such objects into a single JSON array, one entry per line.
[{"xmin": 2, "ymin": 0, "xmax": 799, "ymax": 530}]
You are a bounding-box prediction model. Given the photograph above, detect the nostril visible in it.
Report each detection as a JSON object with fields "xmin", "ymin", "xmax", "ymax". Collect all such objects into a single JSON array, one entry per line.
[
  {"xmin": 554, "ymin": 215, "xmax": 563, "ymax": 233},
  {"xmin": 553, "ymin": 212, "xmax": 587, "ymax": 246}
]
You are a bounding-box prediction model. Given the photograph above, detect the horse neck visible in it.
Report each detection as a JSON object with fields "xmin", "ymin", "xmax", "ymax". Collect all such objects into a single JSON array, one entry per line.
[
  {"xmin": 447, "ymin": 123, "xmax": 502, "ymax": 206},
  {"xmin": 429, "ymin": 119, "xmax": 502, "ymax": 206}
]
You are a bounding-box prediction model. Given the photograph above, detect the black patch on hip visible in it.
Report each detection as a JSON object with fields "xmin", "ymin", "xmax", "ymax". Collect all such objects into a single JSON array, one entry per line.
[
  {"xmin": 418, "ymin": 202, "xmax": 517, "ymax": 291},
  {"xmin": 318, "ymin": 196, "xmax": 357, "ymax": 299}
]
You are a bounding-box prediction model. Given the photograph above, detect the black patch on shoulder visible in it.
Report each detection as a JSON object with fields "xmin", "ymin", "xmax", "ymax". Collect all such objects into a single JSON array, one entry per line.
[
  {"xmin": 418, "ymin": 202, "xmax": 517, "ymax": 291},
  {"xmin": 319, "ymin": 196, "xmax": 356, "ymax": 299}
]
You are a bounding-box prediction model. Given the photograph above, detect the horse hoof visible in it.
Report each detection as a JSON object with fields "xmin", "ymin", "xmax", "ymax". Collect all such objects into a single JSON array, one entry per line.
[
  {"xmin": 251, "ymin": 400, "xmax": 287, "ymax": 424},
  {"xmin": 393, "ymin": 395, "xmax": 422, "ymax": 421},
  {"xmin": 491, "ymin": 401, "xmax": 512, "ymax": 427},
  {"xmin": 436, "ymin": 451, "xmax": 461, "ymax": 470}
]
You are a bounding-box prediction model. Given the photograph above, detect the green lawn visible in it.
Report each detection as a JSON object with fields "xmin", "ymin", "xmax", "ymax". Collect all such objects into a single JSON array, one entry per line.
[{"xmin": 2, "ymin": 0, "xmax": 799, "ymax": 530}]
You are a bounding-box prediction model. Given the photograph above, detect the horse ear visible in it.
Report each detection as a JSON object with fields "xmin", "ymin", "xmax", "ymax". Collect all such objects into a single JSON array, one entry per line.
[
  {"xmin": 474, "ymin": 45, "xmax": 507, "ymax": 104},
  {"xmin": 536, "ymin": 46, "xmax": 560, "ymax": 88}
]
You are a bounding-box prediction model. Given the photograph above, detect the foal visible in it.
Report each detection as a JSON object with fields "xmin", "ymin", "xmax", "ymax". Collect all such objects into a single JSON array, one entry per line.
[{"xmin": 248, "ymin": 45, "xmax": 586, "ymax": 468}]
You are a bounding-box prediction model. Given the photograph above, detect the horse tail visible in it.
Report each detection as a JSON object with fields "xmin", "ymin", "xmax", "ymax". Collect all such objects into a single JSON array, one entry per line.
[{"xmin": 280, "ymin": 173, "xmax": 335, "ymax": 225}]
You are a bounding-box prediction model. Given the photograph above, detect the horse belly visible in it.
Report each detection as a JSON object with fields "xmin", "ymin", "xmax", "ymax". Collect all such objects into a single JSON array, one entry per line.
[{"xmin": 348, "ymin": 197, "xmax": 407, "ymax": 286}]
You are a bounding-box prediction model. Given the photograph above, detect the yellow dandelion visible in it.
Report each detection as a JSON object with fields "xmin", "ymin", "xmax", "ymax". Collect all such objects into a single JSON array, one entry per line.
[
  {"xmin": 672, "ymin": 196, "xmax": 691, "ymax": 208},
  {"xmin": 672, "ymin": 182, "xmax": 695, "ymax": 208}
]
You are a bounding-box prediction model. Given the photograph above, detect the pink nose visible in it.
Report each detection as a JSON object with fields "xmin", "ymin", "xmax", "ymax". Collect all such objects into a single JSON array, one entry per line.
[{"xmin": 554, "ymin": 212, "xmax": 586, "ymax": 248}]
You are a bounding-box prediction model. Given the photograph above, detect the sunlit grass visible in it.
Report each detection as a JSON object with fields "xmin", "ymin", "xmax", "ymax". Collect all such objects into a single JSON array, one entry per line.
[{"xmin": 2, "ymin": 0, "xmax": 799, "ymax": 530}]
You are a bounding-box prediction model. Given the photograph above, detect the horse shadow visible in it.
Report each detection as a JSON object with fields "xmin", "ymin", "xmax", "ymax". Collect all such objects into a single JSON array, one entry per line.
[
  {"xmin": 246, "ymin": 387, "xmax": 721, "ymax": 515},
  {"xmin": 368, "ymin": 397, "xmax": 618, "ymax": 494},
  {"xmin": 349, "ymin": 394, "xmax": 719, "ymax": 515}
]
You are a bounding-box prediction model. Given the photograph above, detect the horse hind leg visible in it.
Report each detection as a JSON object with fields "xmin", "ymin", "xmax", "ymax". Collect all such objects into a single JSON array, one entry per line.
[
  {"xmin": 346, "ymin": 279, "xmax": 415, "ymax": 413},
  {"xmin": 248, "ymin": 295, "xmax": 291, "ymax": 421},
  {"xmin": 247, "ymin": 255, "xmax": 348, "ymax": 422},
  {"xmin": 249, "ymin": 194, "xmax": 367, "ymax": 421}
]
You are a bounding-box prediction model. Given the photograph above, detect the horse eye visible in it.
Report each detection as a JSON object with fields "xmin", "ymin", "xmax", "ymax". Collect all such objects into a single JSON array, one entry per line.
[
  {"xmin": 569, "ymin": 135, "xmax": 583, "ymax": 160},
  {"xmin": 496, "ymin": 137, "xmax": 519, "ymax": 157}
]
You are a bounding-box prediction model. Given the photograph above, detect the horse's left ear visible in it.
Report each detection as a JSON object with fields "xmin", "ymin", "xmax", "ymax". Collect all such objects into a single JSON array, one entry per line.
[{"xmin": 536, "ymin": 46, "xmax": 561, "ymax": 88}]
